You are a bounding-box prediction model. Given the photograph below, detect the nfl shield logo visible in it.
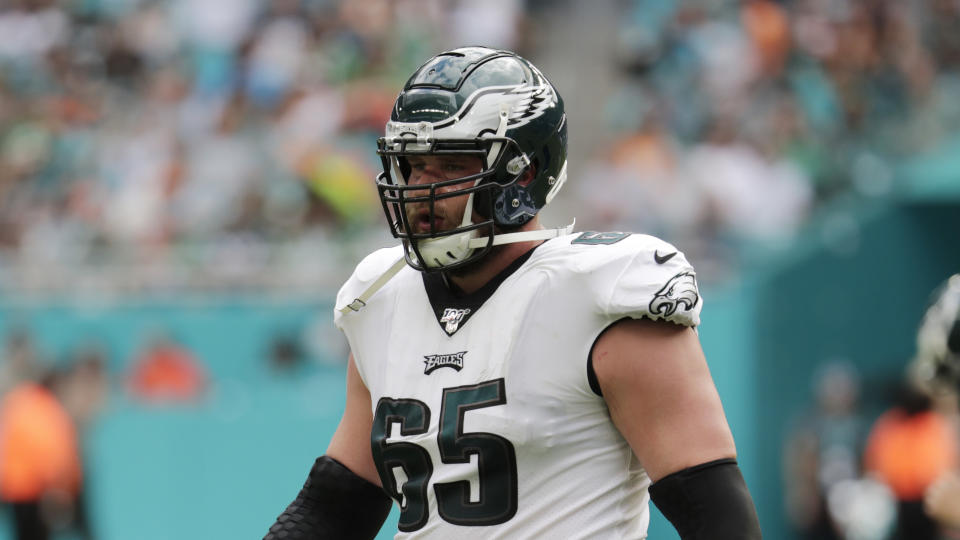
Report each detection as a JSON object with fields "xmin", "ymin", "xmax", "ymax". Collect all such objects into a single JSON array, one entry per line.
[{"xmin": 440, "ymin": 308, "xmax": 471, "ymax": 334}]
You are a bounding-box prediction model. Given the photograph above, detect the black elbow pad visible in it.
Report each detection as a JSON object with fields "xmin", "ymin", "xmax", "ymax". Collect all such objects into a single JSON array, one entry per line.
[
  {"xmin": 265, "ymin": 455, "xmax": 392, "ymax": 540},
  {"xmin": 649, "ymin": 458, "xmax": 761, "ymax": 540}
]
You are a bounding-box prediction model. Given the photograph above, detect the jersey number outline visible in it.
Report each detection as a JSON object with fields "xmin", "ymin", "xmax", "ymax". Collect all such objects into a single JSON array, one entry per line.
[
  {"xmin": 371, "ymin": 379, "xmax": 518, "ymax": 531},
  {"xmin": 571, "ymin": 231, "xmax": 631, "ymax": 245}
]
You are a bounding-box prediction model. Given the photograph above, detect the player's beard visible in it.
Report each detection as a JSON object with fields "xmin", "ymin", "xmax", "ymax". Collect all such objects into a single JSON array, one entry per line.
[{"xmin": 404, "ymin": 199, "xmax": 503, "ymax": 277}]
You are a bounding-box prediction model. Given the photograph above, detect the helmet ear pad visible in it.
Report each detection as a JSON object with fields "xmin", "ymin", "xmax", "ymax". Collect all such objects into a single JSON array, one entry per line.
[{"xmin": 473, "ymin": 157, "xmax": 538, "ymax": 229}]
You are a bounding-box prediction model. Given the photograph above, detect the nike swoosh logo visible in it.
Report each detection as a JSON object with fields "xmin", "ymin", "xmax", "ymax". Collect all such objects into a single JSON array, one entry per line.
[{"xmin": 654, "ymin": 250, "xmax": 677, "ymax": 264}]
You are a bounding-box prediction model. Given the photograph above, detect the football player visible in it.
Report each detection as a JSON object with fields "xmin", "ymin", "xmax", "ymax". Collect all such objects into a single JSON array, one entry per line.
[
  {"xmin": 914, "ymin": 274, "xmax": 960, "ymax": 530},
  {"xmin": 265, "ymin": 47, "xmax": 761, "ymax": 539}
]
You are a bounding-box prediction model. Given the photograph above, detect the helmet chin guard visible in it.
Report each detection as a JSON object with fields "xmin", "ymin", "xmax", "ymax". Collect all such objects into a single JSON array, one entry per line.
[
  {"xmin": 404, "ymin": 181, "xmax": 483, "ymax": 270},
  {"xmin": 409, "ymin": 232, "xmax": 477, "ymax": 269}
]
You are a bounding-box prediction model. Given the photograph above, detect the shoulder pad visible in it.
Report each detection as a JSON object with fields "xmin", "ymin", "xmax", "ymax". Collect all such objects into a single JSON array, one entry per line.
[
  {"xmin": 541, "ymin": 232, "xmax": 702, "ymax": 326},
  {"xmin": 334, "ymin": 245, "xmax": 405, "ymax": 327}
]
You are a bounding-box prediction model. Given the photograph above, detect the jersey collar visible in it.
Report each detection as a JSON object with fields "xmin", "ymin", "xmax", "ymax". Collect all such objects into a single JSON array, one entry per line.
[{"xmin": 422, "ymin": 245, "xmax": 539, "ymax": 336}]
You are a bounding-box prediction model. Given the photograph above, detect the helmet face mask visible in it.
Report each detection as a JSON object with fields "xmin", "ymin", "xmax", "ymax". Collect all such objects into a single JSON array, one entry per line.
[
  {"xmin": 377, "ymin": 137, "xmax": 517, "ymax": 272},
  {"xmin": 375, "ymin": 47, "xmax": 568, "ymax": 272}
]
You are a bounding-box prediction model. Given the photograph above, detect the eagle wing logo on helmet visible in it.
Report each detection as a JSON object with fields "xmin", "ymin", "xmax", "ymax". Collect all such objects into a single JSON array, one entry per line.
[
  {"xmin": 649, "ymin": 272, "xmax": 700, "ymax": 318},
  {"xmin": 507, "ymin": 84, "xmax": 556, "ymax": 127}
]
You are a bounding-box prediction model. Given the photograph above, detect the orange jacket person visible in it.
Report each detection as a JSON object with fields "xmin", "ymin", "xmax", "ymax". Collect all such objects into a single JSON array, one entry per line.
[{"xmin": 0, "ymin": 379, "xmax": 82, "ymax": 539}]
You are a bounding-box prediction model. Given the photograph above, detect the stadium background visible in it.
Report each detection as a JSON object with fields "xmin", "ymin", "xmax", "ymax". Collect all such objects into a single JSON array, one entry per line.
[{"xmin": 0, "ymin": 0, "xmax": 959, "ymax": 538}]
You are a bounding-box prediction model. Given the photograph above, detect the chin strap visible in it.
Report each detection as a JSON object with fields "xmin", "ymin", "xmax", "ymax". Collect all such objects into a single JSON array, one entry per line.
[
  {"xmin": 338, "ymin": 220, "xmax": 575, "ymax": 314},
  {"xmin": 468, "ymin": 219, "xmax": 575, "ymax": 249}
]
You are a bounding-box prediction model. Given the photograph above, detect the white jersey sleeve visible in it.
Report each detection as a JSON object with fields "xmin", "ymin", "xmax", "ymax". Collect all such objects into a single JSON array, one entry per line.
[
  {"xmin": 545, "ymin": 231, "xmax": 702, "ymax": 328},
  {"xmin": 598, "ymin": 235, "xmax": 701, "ymax": 327}
]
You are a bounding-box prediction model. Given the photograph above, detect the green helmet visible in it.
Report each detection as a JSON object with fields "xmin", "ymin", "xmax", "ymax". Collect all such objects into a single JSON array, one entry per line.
[{"xmin": 376, "ymin": 46, "xmax": 568, "ymax": 271}]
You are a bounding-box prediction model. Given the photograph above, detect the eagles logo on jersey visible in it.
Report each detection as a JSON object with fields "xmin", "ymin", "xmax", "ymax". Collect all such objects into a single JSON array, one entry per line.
[
  {"xmin": 650, "ymin": 272, "xmax": 700, "ymax": 317},
  {"xmin": 423, "ymin": 351, "xmax": 467, "ymax": 375}
]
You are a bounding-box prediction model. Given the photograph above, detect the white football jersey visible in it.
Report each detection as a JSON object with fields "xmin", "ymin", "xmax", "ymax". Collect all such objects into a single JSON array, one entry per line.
[{"xmin": 334, "ymin": 231, "xmax": 702, "ymax": 539}]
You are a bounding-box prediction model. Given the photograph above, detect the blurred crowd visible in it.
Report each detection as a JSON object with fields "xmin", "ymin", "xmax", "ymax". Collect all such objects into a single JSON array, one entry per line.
[
  {"xmin": 1, "ymin": 0, "xmax": 960, "ymax": 293},
  {"xmin": 0, "ymin": 0, "xmax": 531, "ymax": 296},
  {"xmin": 0, "ymin": 322, "xmax": 219, "ymax": 539},
  {"xmin": 783, "ymin": 274, "xmax": 960, "ymax": 540},
  {"xmin": 785, "ymin": 360, "xmax": 960, "ymax": 540},
  {"xmin": 580, "ymin": 0, "xmax": 960, "ymax": 270},
  {"xmin": 0, "ymin": 328, "xmax": 106, "ymax": 539}
]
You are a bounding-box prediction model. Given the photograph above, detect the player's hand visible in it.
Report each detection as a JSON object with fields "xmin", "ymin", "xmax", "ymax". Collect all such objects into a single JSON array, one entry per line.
[{"xmin": 925, "ymin": 470, "xmax": 960, "ymax": 528}]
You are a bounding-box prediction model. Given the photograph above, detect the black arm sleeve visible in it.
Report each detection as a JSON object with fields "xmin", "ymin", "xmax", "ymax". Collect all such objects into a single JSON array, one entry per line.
[
  {"xmin": 649, "ymin": 458, "xmax": 762, "ymax": 540},
  {"xmin": 264, "ymin": 455, "xmax": 393, "ymax": 540}
]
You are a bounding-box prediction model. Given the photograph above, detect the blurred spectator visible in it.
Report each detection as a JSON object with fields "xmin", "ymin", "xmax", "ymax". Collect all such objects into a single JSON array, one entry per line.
[
  {"xmin": 58, "ymin": 342, "xmax": 109, "ymax": 435},
  {"xmin": 578, "ymin": 113, "xmax": 705, "ymax": 239},
  {"xmin": 864, "ymin": 382, "xmax": 960, "ymax": 540},
  {"xmin": 0, "ymin": 328, "xmax": 44, "ymax": 398},
  {"xmin": 447, "ymin": 0, "xmax": 524, "ymax": 51},
  {"xmin": 577, "ymin": 0, "xmax": 960, "ymax": 269},
  {"xmin": 685, "ymin": 116, "xmax": 813, "ymax": 244},
  {"xmin": 169, "ymin": 93, "xmax": 263, "ymax": 238},
  {"xmin": 267, "ymin": 330, "xmax": 305, "ymax": 373},
  {"xmin": 825, "ymin": 475, "xmax": 896, "ymax": 540},
  {"xmin": 0, "ymin": 371, "xmax": 83, "ymax": 540},
  {"xmin": 127, "ymin": 332, "xmax": 206, "ymax": 403},
  {"xmin": 925, "ymin": 470, "xmax": 960, "ymax": 530},
  {"xmin": 741, "ymin": 0, "xmax": 790, "ymax": 78},
  {"xmin": 784, "ymin": 362, "xmax": 868, "ymax": 540},
  {"xmin": 55, "ymin": 342, "xmax": 110, "ymax": 540}
]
